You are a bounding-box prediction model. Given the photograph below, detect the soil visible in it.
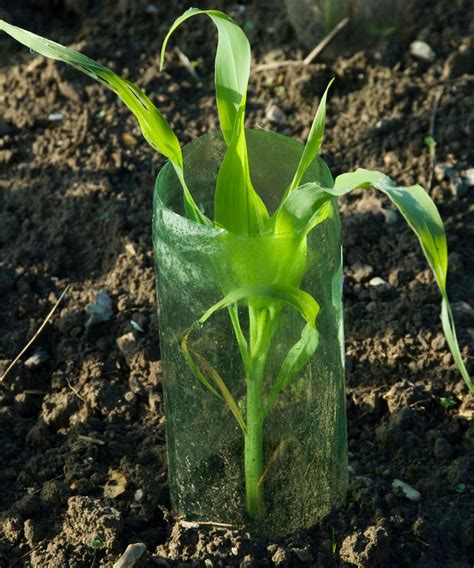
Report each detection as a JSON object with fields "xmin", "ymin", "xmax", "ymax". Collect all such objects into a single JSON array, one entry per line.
[{"xmin": 0, "ymin": 0, "xmax": 473, "ymax": 566}]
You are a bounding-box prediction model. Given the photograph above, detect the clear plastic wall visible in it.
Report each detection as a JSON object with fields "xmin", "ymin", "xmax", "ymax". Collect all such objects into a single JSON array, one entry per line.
[{"xmin": 152, "ymin": 129, "xmax": 347, "ymax": 536}]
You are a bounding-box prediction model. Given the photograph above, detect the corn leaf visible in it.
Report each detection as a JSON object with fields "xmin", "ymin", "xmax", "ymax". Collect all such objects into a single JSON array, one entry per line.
[
  {"xmin": 264, "ymin": 324, "xmax": 320, "ymax": 416},
  {"xmin": 274, "ymin": 184, "xmax": 335, "ymax": 236},
  {"xmin": 195, "ymin": 284, "xmax": 320, "ymax": 331},
  {"xmin": 181, "ymin": 330, "xmax": 247, "ymax": 432},
  {"xmin": 182, "ymin": 281, "xmax": 321, "ymax": 431},
  {"xmin": 287, "ymin": 79, "xmax": 334, "ymax": 196},
  {"xmin": 0, "ymin": 18, "xmax": 207, "ymax": 225},
  {"xmin": 161, "ymin": 8, "xmax": 249, "ymax": 144},
  {"xmin": 277, "ymin": 169, "xmax": 472, "ymax": 393},
  {"xmin": 161, "ymin": 8, "xmax": 269, "ymax": 233}
]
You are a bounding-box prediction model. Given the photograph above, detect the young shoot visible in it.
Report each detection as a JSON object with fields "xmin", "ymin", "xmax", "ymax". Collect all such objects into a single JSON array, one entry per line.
[{"xmin": 1, "ymin": 8, "xmax": 472, "ymax": 526}]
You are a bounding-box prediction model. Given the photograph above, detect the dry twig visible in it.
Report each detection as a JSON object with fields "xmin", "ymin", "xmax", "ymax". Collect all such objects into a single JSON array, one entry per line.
[
  {"xmin": 0, "ymin": 285, "xmax": 70, "ymax": 383},
  {"xmin": 254, "ymin": 17, "xmax": 350, "ymax": 73}
]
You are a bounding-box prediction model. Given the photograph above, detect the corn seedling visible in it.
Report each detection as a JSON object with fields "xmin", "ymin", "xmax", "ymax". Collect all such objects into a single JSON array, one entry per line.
[{"xmin": 1, "ymin": 8, "xmax": 472, "ymax": 526}]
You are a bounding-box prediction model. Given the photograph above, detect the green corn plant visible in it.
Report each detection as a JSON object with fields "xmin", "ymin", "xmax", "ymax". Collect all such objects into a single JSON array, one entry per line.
[{"xmin": 1, "ymin": 8, "xmax": 472, "ymax": 525}]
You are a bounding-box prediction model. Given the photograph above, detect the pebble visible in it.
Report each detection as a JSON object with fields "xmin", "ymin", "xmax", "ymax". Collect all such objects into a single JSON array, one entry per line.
[
  {"xmin": 145, "ymin": 4, "xmax": 158, "ymax": 14},
  {"xmin": 130, "ymin": 320, "xmax": 144, "ymax": 333},
  {"xmin": 434, "ymin": 163, "xmax": 466, "ymax": 197},
  {"xmin": 369, "ymin": 277, "xmax": 389, "ymax": 288},
  {"xmin": 265, "ymin": 103, "xmax": 286, "ymax": 123},
  {"xmin": 356, "ymin": 197, "xmax": 382, "ymax": 215},
  {"xmin": 381, "ymin": 208, "xmax": 398, "ymax": 224},
  {"xmin": 431, "ymin": 334, "xmax": 446, "ymax": 351},
  {"xmin": 116, "ymin": 332, "xmax": 140, "ymax": 364},
  {"xmin": 47, "ymin": 112, "xmax": 64, "ymax": 121},
  {"xmin": 24, "ymin": 349, "xmax": 49, "ymax": 369},
  {"xmin": 271, "ymin": 547, "xmax": 291, "ymax": 567},
  {"xmin": 462, "ymin": 168, "xmax": 474, "ymax": 187},
  {"xmin": 352, "ymin": 262, "xmax": 373, "ymax": 283},
  {"xmin": 122, "ymin": 133, "xmax": 138, "ymax": 147},
  {"xmin": 388, "ymin": 268, "xmax": 408, "ymax": 287},
  {"xmin": 392, "ymin": 479, "xmax": 421, "ymax": 502},
  {"xmin": 85, "ymin": 290, "xmax": 113, "ymax": 328},
  {"xmin": 409, "ymin": 40, "xmax": 436, "ymax": 62},
  {"xmin": 113, "ymin": 543, "xmax": 147, "ymax": 568}
]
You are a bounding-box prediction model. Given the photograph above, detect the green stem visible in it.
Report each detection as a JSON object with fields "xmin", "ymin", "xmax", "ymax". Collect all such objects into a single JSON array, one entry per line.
[
  {"xmin": 228, "ymin": 303, "xmax": 280, "ymax": 524},
  {"xmin": 244, "ymin": 354, "xmax": 266, "ymax": 523}
]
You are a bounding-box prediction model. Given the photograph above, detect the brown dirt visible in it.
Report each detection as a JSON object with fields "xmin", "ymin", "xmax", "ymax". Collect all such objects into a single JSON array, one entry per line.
[{"xmin": 0, "ymin": 0, "xmax": 473, "ymax": 566}]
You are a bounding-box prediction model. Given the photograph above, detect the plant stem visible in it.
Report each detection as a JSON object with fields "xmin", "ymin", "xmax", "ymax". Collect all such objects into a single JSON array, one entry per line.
[
  {"xmin": 228, "ymin": 304, "xmax": 279, "ymax": 524},
  {"xmin": 244, "ymin": 354, "xmax": 265, "ymax": 523}
]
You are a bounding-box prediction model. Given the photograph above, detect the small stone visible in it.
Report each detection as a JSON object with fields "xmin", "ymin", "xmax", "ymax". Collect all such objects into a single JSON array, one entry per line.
[
  {"xmin": 125, "ymin": 242, "xmax": 137, "ymax": 256},
  {"xmin": 1, "ymin": 515, "xmax": 23, "ymax": 542},
  {"xmin": 392, "ymin": 479, "xmax": 421, "ymax": 502},
  {"xmin": 266, "ymin": 544, "xmax": 278, "ymax": 555},
  {"xmin": 388, "ymin": 268, "xmax": 408, "ymax": 287},
  {"xmin": 145, "ymin": 4, "xmax": 158, "ymax": 14},
  {"xmin": 47, "ymin": 112, "xmax": 64, "ymax": 121},
  {"xmin": 271, "ymin": 547, "xmax": 290, "ymax": 566},
  {"xmin": 113, "ymin": 543, "xmax": 147, "ymax": 568},
  {"xmin": 122, "ymin": 133, "xmax": 138, "ymax": 147},
  {"xmin": 116, "ymin": 332, "xmax": 141, "ymax": 365},
  {"xmin": 24, "ymin": 349, "xmax": 49, "ymax": 369},
  {"xmin": 266, "ymin": 103, "xmax": 286, "ymax": 123},
  {"xmin": 381, "ymin": 208, "xmax": 398, "ymax": 224},
  {"xmin": 434, "ymin": 162, "xmax": 456, "ymax": 183},
  {"xmin": 410, "ymin": 40, "xmax": 436, "ymax": 62},
  {"xmin": 368, "ymin": 277, "xmax": 392, "ymax": 299},
  {"xmin": 352, "ymin": 262, "xmax": 373, "ymax": 283},
  {"xmin": 85, "ymin": 290, "xmax": 113, "ymax": 328},
  {"xmin": 431, "ymin": 334, "xmax": 446, "ymax": 351},
  {"xmin": 369, "ymin": 277, "xmax": 389, "ymax": 287},
  {"xmin": 134, "ymin": 489, "xmax": 144, "ymax": 503},
  {"xmin": 356, "ymin": 197, "xmax": 382, "ymax": 215},
  {"xmin": 434, "ymin": 163, "xmax": 466, "ymax": 196},
  {"xmin": 462, "ymin": 168, "xmax": 474, "ymax": 187},
  {"xmin": 130, "ymin": 320, "xmax": 144, "ymax": 333}
]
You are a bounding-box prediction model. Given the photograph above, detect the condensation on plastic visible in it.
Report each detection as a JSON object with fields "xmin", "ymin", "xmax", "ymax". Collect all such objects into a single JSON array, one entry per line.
[{"xmin": 152, "ymin": 129, "xmax": 347, "ymax": 536}]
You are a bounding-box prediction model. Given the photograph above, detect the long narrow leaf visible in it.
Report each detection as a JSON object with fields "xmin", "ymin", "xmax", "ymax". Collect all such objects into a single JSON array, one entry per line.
[
  {"xmin": 196, "ymin": 284, "xmax": 320, "ymax": 331},
  {"xmin": 191, "ymin": 349, "xmax": 247, "ymax": 433},
  {"xmin": 161, "ymin": 8, "xmax": 269, "ymax": 233},
  {"xmin": 0, "ymin": 18, "xmax": 207, "ymax": 225},
  {"xmin": 181, "ymin": 331, "xmax": 246, "ymax": 433},
  {"xmin": 264, "ymin": 324, "xmax": 320, "ymax": 416},
  {"xmin": 161, "ymin": 8, "xmax": 249, "ymax": 144},
  {"xmin": 277, "ymin": 169, "xmax": 472, "ymax": 393},
  {"xmin": 287, "ymin": 79, "xmax": 334, "ymax": 196}
]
